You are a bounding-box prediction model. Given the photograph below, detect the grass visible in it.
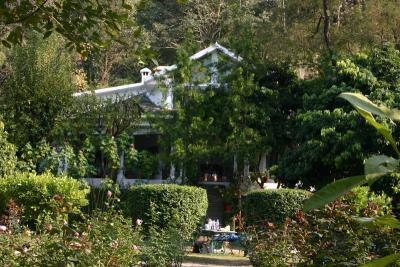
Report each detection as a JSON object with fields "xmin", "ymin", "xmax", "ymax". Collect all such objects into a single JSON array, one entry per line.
[{"xmin": 184, "ymin": 253, "xmax": 251, "ymax": 266}]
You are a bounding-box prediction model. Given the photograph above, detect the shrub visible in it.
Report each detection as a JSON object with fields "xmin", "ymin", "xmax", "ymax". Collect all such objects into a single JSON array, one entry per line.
[
  {"xmin": 243, "ymin": 189, "xmax": 311, "ymax": 225},
  {"xmin": 343, "ymin": 186, "xmax": 392, "ymax": 216},
  {"xmin": 141, "ymin": 227, "xmax": 185, "ymax": 267},
  {"xmin": 0, "ymin": 121, "xmax": 17, "ymax": 177},
  {"xmin": 126, "ymin": 184, "xmax": 208, "ymax": 240},
  {"xmin": 83, "ymin": 178, "xmax": 121, "ymax": 213},
  {"xmin": 0, "ymin": 183, "xmax": 187, "ymax": 267},
  {"xmin": 371, "ymin": 173, "xmax": 400, "ymax": 216},
  {"xmin": 0, "ymin": 208, "xmax": 142, "ymax": 266},
  {"xmin": 0, "ymin": 172, "xmax": 89, "ymax": 225},
  {"xmin": 247, "ymin": 189, "xmax": 398, "ymax": 266}
]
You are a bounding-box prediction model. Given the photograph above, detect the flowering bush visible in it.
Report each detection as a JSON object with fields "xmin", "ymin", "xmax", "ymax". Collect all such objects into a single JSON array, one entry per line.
[
  {"xmin": 84, "ymin": 178, "xmax": 121, "ymax": 213},
  {"xmin": 246, "ymin": 189, "xmax": 398, "ymax": 266},
  {"xmin": 0, "ymin": 180, "xmax": 190, "ymax": 267},
  {"xmin": 0, "ymin": 197, "xmax": 142, "ymax": 266}
]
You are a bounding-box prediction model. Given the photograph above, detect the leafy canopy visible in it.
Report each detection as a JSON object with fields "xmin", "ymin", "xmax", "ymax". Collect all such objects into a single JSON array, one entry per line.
[
  {"xmin": 304, "ymin": 92, "xmax": 400, "ymax": 267},
  {"xmin": 0, "ymin": 0, "xmax": 133, "ymax": 56}
]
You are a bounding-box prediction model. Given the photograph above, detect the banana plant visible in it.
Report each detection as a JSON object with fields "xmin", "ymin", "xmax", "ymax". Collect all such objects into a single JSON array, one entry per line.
[{"xmin": 303, "ymin": 92, "xmax": 400, "ymax": 266}]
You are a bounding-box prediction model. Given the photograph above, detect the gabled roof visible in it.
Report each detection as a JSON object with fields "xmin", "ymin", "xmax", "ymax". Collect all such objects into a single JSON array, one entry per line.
[
  {"xmin": 190, "ymin": 42, "xmax": 243, "ymax": 62},
  {"xmin": 73, "ymin": 43, "xmax": 241, "ymax": 108},
  {"xmin": 73, "ymin": 82, "xmax": 146, "ymax": 98},
  {"xmin": 164, "ymin": 42, "xmax": 242, "ymax": 72}
]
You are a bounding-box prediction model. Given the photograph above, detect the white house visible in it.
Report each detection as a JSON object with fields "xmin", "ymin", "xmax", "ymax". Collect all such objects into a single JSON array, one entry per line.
[{"xmin": 75, "ymin": 43, "xmax": 275, "ymax": 189}]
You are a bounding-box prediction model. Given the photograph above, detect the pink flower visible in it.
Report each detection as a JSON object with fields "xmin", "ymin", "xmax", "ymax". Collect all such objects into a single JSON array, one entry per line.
[
  {"xmin": 111, "ymin": 240, "xmax": 119, "ymax": 248},
  {"xmin": 74, "ymin": 232, "xmax": 80, "ymax": 237},
  {"xmin": 70, "ymin": 241, "xmax": 82, "ymax": 249},
  {"xmin": 0, "ymin": 225, "xmax": 7, "ymax": 232},
  {"xmin": 132, "ymin": 245, "xmax": 139, "ymax": 251},
  {"xmin": 106, "ymin": 190, "xmax": 113, "ymax": 198},
  {"xmin": 136, "ymin": 219, "xmax": 143, "ymax": 226}
]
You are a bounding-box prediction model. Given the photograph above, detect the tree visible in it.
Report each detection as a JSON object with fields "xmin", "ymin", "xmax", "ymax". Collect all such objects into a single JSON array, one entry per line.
[
  {"xmin": 136, "ymin": 0, "xmax": 400, "ymax": 65},
  {"xmin": 81, "ymin": 21, "xmax": 153, "ymax": 87},
  {"xmin": 0, "ymin": 0, "xmax": 134, "ymax": 56},
  {"xmin": 0, "ymin": 32, "xmax": 75, "ymax": 150},
  {"xmin": 80, "ymin": 3, "xmax": 155, "ymax": 88},
  {"xmin": 304, "ymin": 92, "xmax": 400, "ymax": 266},
  {"xmin": 278, "ymin": 44, "xmax": 400, "ymax": 188}
]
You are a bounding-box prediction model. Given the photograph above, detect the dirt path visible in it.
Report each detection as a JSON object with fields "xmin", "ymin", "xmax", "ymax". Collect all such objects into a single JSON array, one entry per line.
[{"xmin": 182, "ymin": 254, "xmax": 252, "ymax": 267}]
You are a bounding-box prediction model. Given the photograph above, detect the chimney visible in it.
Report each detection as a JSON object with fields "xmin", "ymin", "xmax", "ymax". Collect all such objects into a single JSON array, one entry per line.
[{"xmin": 140, "ymin": 67, "xmax": 152, "ymax": 83}]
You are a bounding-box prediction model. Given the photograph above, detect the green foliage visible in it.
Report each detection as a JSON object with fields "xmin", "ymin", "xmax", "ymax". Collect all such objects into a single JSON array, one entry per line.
[
  {"xmin": 75, "ymin": 210, "xmax": 142, "ymax": 266},
  {"xmin": 16, "ymin": 141, "xmax": 95, "ymax": 179},
  {"xmin": 303, "ymin": 91, "xmax": 400, "ymax": 265},
  {"xmin": 128, "ymin": 150, "xmax": 159, "ymax": 179},
  {"xmin": 243, "ymin": 189, "xmax": 311, "ymax": 225},
  {"xmin": 248, "ymin": 193, "xmax": 398, "ymax": 267},
  {"xmin": 0, "ymin": 172, "xmax": 89, "ymax": 225},
  {"xmin": 0, "ymin": 33, "xmax": 74, "ymax": 149},
  {"xmin": 0, "ymin": 0, "xmax": 133, "ymax": 56},
  {"xmin": 371, "ymin": 173, "xmax": 400, "ymax": 217},
  {"xmin": 141, "ymin": 227, "xmax": 185, "ymax": 267},
  {"xmin": 279, "ymin": 45, "xmax": 400, "ymax": 188},
  {"xmin": 99, "ymin": 135, "xmax": 120, "ymax": 173},
  {"xmin": 57, "ymin": 94, "xmax": 142, "ymax": 178},
  {"xmin": 0, "ymin": 208, "xmax": 142, "ymax": 266},
  {"xmin": 0, "ymin": 121, "xmax": 17, "ymax": 177},
  {"xmin": 343, "ymin": 186, "xmax": 392, "ymax": 217},
  {"xmin": 62, "ymin": 94, "xmax": 142, "ymax": 141},
  {"xmin": 84, "ymin": 178, "xmax": 121, "ymax": 213},
  {"xmin": 17, "ymin": 141, "xmax": 56, "ymax": 174},
  {"xmin": 155, "ymin": 44, "xmax": 276, "ymax": 180},
  {"xmin": 126, "ymin": 184, "xmax": 208, "ymax": 240},
  {"xmin": 0, "ymin": 179, "xmax": 183, "ymax": 267},
  {"xmin": 137, "ymin": 0, "xmax": 400, "ymax": 64},
  {"xmin": 304, "ymin": 92, "xmax": 400, "ymax": 211}
]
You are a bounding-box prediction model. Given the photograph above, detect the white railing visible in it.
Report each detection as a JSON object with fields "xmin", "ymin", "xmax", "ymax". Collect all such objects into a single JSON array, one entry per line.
[{"xmin": 83, "ymin": 177, "xmax": 170, "ymax": 189}]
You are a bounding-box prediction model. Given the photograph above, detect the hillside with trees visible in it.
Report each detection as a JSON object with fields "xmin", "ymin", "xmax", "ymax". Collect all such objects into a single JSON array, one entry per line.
[{"xmin": 1, "ymin": 1, "xmax": 400, "ymax": 266}]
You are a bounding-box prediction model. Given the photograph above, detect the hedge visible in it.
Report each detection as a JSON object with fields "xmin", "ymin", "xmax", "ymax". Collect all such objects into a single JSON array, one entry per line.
[
  {"xmin": 243, "ymin": 189, "xmax": 311, "ymax": 225},
  {"xmin": 0, "ymin": 172, "xmax": 89, "ymax": 225},
  {"xmin": 126, "ymin": 184, "xmax": 208, "ymax": 240}
]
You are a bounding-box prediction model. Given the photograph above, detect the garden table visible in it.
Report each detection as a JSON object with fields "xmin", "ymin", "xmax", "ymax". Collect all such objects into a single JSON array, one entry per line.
[{"xmin": 200, "ymin": 229, "xmax": 239, "ymax": 254}]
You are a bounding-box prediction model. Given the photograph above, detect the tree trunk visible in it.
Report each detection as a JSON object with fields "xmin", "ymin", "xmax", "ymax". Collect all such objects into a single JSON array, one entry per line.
[{"xmin": 322, "ymin": 0, "xmax": 332, "ymax": 55}]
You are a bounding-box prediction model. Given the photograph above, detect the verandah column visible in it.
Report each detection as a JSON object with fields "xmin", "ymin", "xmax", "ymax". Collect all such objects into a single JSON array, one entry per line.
[
  {"xmin": 259, "ymin": 152, "xmax": 267, "ymax": 173},
  {"xmin": 116, "ymin": 151, "xmax": 125, "ymax": 186},
  {"xmin": 243, "ymin": 158, "xmax": 249, "ymax": 178}
]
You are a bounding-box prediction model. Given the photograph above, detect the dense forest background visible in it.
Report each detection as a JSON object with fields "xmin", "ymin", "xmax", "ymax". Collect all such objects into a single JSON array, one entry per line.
[{"xmin": 1, "ymin": 0, "xmax": 400, "ymax": 188}]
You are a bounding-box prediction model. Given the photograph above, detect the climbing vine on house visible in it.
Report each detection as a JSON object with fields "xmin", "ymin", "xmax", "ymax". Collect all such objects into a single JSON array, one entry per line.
[{"xmin": 154, "ymin": 44, "xmax": 276, "ymax": 182}]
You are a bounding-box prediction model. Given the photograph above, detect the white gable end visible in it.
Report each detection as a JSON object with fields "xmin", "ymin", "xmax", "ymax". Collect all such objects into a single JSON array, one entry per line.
[{"xmin": 74, "ymin": 43, "xmax": 241, "ymax": 110}]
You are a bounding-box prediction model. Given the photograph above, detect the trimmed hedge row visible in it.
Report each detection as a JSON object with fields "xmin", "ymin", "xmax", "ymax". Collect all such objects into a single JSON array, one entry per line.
[
  {"xmin": 0, "ymin": 172, "xmax": 89, "ymax": 224},
  {"xmin": 126, "ymin": 184, "xmax": 208, "ymax": 240},
  {"xmin": 243, "ymin": 189, "xmax": 311, "ymax": 225}
]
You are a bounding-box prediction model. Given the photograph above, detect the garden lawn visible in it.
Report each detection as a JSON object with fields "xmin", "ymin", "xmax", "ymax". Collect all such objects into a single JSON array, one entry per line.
[{"xmin": 183, "ymin": 254, "xmax": 251, "ymax": 267}]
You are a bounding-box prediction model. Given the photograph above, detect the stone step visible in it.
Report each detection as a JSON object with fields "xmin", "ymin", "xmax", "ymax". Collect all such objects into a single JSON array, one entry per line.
[{"xmin": 206, "ymin": 188, "xmax": 224, "ymax": 222}]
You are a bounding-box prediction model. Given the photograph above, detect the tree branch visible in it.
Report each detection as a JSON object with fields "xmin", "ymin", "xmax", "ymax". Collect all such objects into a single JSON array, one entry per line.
[
  {"xmin": 312, "ymin": 15, "xmax": 323, "ymax": 38},
  {"xmin": 5, "ymin": 0, "xmax": 49, "ymax": 25}
]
